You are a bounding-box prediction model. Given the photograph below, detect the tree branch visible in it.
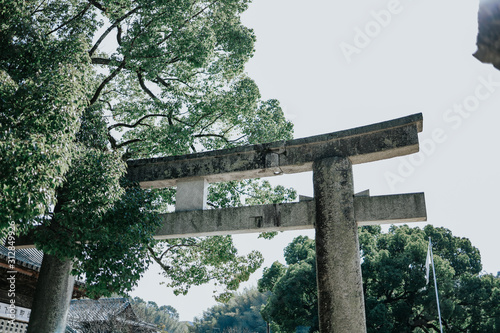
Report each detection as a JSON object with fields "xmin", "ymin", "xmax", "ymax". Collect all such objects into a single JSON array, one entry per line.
[
  {"xmin": 161, "ymin": 0, "xmax": 218, "ymax": 46},
  {"xmin": 147, "ymin": 241, "xmax": 200, "ymax": 273},
  {"xmin": 108, "ymin": 114, "xmax": 169, "ymax": 131},
  {"xmin": 89, "ymin": 59, "xmax": 126, "ymax": 105},
  {"xmin": 198, "ymin": 112, "xmax": 224, "ymax": 133},
  {"xmin": 158, "ymin": 76, "xmax": 194, "ymax": 89},
  {"xmin": 194, "ymin": 133, "xmax": 229, "ymax": 142},
  {"xmin": 115, "ymin": 138, "xmax": 142, "ymax": 149},
  {"xmin": 29, "ymin": 0, "xmax": 48, "ymax": 16},
  {"xmin": 167, "ymin": 56, "xmax": 181, "ymax": 64},
  {"xmin": 154, "ymin": 1, "xmax": 220, "ymax": 47},
  {"xmin": 171, "ymin": 115, "xmax": 192, "ymax": 127},
  {"xmin": 190, "ymin": 112, "xmax": 212, "ymax": 129},
  {"xmin": 189, "ymin": 0, "xmax": 220, "ymax": 24},
  {"xmin": 154, "ymin": 76, "xmax": 172, "ymax": 89},
  {"xmin": 102, "ymin": 100, "xmax": 114, "ymax": 112},
  {"xmin": 137, "ymin": 71, "xmax": 160, "ymax": 101},
  {"xmin": 148, "ymin": 247, "xmax": 171, "ymax": 272},
  {"xmin": 88, "ymin": 0, "xmax": 105, "ymax": 12},
  {"xmin": 121, "ymin": 10, "xmax": 160, "ymax": 60},
  {"xmin": 89, "ymin": 6, "xmax": 141, "ymax": 56},
  {"xmin": 222, "ymin": 124, "xmax": 237, "ymax": 136},
  {"xmin": 91, "ymin": 57, "xmax": 111, "ymax": 65},
  {"xmin": 48, "ymin": 3, "xmax": 91, "ymax": 35},
  {"xmin": 229, "ymin": 134, "xmax": 247, "ymax": 143},
  {"xmin": 116, "ymin": 25, "xmax": 123, "ymax": 46},
  {"xmin": 108, "ymin": 133, "xmax": 118, "ymax": 150},
  {"xmin": 157, "ymin": 241, "xmax": 199, "ymax": 261},
  {"xmin": 137, "ymin": 71, "xmax": 177, "ymax": 126}
]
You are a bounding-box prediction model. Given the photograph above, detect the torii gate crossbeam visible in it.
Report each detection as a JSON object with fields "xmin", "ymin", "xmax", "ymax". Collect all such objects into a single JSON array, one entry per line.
[
  {"xmin": 126, "ymin": 113, "xmax": 422, "ymax": 188},
  {"xmin": 153, "ymin": 192, "xmax": 426, "ymax": 239}
]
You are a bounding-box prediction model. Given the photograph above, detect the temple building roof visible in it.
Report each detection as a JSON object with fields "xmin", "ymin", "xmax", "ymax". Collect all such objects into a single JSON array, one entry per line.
[
  {"xmin": 0, "ymin": 243, "xmax": 43, "ymax": 273},
  {"xmin": 66, "ymin": 298, "xmax": 159, "ymax": 333}
]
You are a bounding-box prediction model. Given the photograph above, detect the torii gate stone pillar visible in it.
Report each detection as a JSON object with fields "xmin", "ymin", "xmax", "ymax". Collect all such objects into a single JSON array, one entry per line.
[
  {"xmin": 313, "ymin": 156, "xmax": 365, "ymax": 331},
  {"xmin": 125, "ymin": 113, "xmax": 427, "ymax": 333},
  {"xmin": 15, "ymin": 114, "xmax": 427, "ymax": 333}
]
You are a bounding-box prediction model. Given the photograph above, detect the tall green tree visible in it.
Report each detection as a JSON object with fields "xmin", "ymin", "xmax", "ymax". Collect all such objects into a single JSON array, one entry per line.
[
  {"xmin": 0, "ymin": 0, "xmax": 94, "ymax": 230},
  {"xmin": 361, "ymin": 225, "xmax": 498, "ymax": 332},
  {"xmin": 258, "ymin": 236, "xmax": 318, "ymax": 333},
  {"xmin": 0, "ymin": 0, "xmax": 294, "ymax": 331},
  {"xmin": 259, "ymin": 225, "xmax": 500, "ymax": 333}
]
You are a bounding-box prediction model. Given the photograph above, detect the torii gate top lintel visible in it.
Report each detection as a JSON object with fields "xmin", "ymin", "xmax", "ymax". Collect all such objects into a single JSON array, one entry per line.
[{"xmin": 126, "ymin": 113, "xmax": 423, "ymax": 189}]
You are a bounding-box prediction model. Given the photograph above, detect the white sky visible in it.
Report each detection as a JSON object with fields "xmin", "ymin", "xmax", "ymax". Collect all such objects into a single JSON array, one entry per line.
[{"xmin": 131, "ymin": 0, "xmax": 500, "ymax": 322}]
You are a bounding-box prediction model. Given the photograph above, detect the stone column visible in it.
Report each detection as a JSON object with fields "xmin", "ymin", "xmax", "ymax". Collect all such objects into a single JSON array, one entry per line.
[
  {"xmin": 176, "ymin": 178, "xmax": 208, "ymax": 211},
  {"xmin": 27, "ymin": 254, "xmax": 75, "ymax": 333},
  {"xmin": 313, "ymin": 156, "xmax": 366, "ymax": 333}
]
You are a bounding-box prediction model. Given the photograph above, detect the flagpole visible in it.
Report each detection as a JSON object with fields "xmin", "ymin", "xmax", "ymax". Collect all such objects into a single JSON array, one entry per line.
[{"xmin": 429, "ymin": 237, "xmax": 444, "ymax": 333}]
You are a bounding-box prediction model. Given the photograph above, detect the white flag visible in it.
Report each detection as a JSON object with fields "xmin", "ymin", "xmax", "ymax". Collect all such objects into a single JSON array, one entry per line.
[{"xmin": 425, "ymin": 240, "xmax": 431, "ymax": 285}]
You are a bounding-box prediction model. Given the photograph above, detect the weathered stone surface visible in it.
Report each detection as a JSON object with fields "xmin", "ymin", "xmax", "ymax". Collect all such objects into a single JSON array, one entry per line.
[
  {"xmin": 126, "ymin": 113, "xmax": 423, "ymax": 188},
  {"xmin": 355, "ymin": 192, "xmax": 427, "ymax": 226},
  {"xmin": 313, "ymin": 157, "xmax": 366, "ymax": 333},
  {"xmin": 474, "ymin": 0, "xmax": 500, "ymax": 69},
  {"xmin": 26, "ymin": 254, "xmax": 74, "ymax": 333},
  {"xmin": 155, "ymin": 200, "xmax": 316, "ymax": 239},
  {"xmin": 153, "ymin": 193, "xmax": 426, "ymax": 239},
  {"xmin": 13, "ymin": 193, "xmax": 426, "ymax": 246},
  {"xmin": 175, "ymin": 178, "xmax": 208, "ymax": 211}
]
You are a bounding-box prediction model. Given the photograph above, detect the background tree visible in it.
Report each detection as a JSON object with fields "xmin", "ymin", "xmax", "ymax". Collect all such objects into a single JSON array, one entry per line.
[
  {"xmin": 258, "ymin": 236, "xmax": 318, "ymax": 333},
  {"xmin": 361, "ymin": 224, "xmax": 498, "ymax": 332},
  {"xmin": 0, "ymin": 0, "xmax": 294, "ymax": 330},
  {"xmin": 131, "ymin": 297, "xmax": 188, "ymax": 333},
  {"xmin": 192, "ymin": 287, "xmax": 269, "ymax": 333},
  {"xmin": 259, "ymin": 225, "xmax": 500, "ymax": 333}
]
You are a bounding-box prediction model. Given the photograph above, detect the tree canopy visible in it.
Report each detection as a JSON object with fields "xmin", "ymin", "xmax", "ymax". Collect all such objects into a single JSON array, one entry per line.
[
  {"xmin": 259, "ymin": 225, "xmax": 500, "ymax": 333},
  {"xmin": 0, "ymin": 0, "xmax": 294, "ymax": 300},
  {"xmin": 258, "ymin": 236, "xmax": 318, "ymax": 333}
]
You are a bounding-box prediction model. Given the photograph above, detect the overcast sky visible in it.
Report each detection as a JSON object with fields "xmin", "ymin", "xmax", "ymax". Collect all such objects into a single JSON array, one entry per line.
[{"xmin": 131, "ymin": 0, "xmax": 500, "ymax": 321}]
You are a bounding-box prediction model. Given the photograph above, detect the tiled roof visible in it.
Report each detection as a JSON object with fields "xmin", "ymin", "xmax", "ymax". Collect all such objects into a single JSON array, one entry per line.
[
  {"xmin": 67, "ymin": 298, "xmax": 131, "ymax": 322},
  {"xmin": 0, "ymin": 240, "xmax": 43, "ymax": 272},
  {"xmin": 66, "ymin": 298, "xmax": 159, "ymax": 332},
  {"xmin": 0, "ymin": 239, "xmax": 84, "ymax": 287}
]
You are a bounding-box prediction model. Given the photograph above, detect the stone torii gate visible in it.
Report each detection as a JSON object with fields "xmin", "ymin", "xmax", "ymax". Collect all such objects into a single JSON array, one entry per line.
[{"xmin": 127, "ymin": 113, "xmax": 427, "ymax": 332}]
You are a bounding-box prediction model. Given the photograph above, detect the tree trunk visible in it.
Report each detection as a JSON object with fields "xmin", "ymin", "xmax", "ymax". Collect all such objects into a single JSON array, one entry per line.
[{"xmin": 27, "ymin": 253, "xmax": 74, "ymax": 333}]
